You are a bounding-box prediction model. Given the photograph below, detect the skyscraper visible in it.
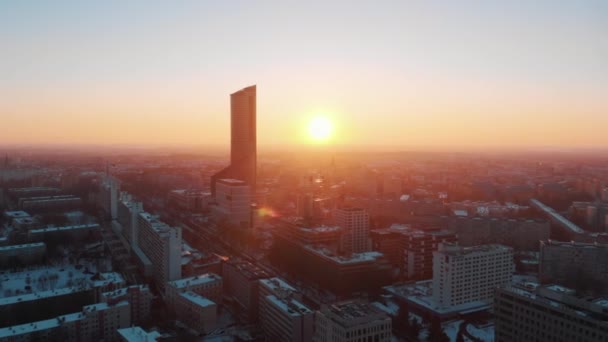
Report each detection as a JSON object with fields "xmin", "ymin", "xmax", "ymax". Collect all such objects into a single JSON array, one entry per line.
[{"xmin": 211, "ymin": 85, "xmax": 257, "ymax": 195}]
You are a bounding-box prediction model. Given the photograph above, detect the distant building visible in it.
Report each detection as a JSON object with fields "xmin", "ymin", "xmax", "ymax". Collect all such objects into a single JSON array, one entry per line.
[
  {"xmin": 371, "ymin": 225, "xmax": 457, "ymax": 279},
  {"xmin": 168, "ymin": 189, "xmax": 211, "ymax": 211},
  {"xmin": 117, "ymin": 192, "xmax": 144, "ymax": 247},
  {"xmin": 433, "ymin": 243, "xmax": 514, "ymax": 309},
  {"xmin": 138, "ymin": 212, "xmax": 182, "ymax": 292},
  {"xmin": 27, "ymin": 223, "xmax": 99, "ymax": 243},
  {"xmin": 495, "ymin": 284, "xmax": 608, "ymax": 342},
  {"xmin": 272, "ymin": 219, "xmax": 391, "ymax": 296},
  {"xmin": 539, "ymin": 240, "xmax": 608, "ymax": 294},
  {"xmin": 445, "ymin": 216, "xmax": 550, "ymax": 251},
  {"xmin": 213, "ymin": 178, "xmax": 252, "ymax": 228},
  {"xmin": 258, "ymin": 278, "xmax": 313, "ymax": 342},
  {"xmin": 222, "ymin": 259, "xmax": 271, "ymax": 322},
  {"xmin": 335, "ymin": 207, "xmax": 371, "ymax": 254},
  {"xmin": 314, "ymin": 301, "xmax": 392, "ymax": 342},
  {"xmin": 211, "ymin": 85, "xmax": 257, "ymax": 195},
  {"xmin": 18, "ymin": 195, "xmax": 82, "ymax": 211}
]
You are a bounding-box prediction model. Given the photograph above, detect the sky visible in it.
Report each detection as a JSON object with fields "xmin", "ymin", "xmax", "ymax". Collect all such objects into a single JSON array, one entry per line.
[{"xmin": 1, "ymin": 1, "xmax": 607, "ymax": 151}]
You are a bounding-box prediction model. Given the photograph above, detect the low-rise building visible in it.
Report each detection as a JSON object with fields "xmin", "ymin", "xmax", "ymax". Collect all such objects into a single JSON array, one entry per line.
[
  {"xmin": 101, "ymin": 285, "xmax": 154, "ymax": 325},
  {"xmin": 166, "ymin": 273, "xmax": 222, "ymax": 310},
  {"xmin": 540, "ymin": 240, "xmax": 608, "ymax": 294},
  {"xmin": 495, "ymin": 284, "xmax": 608, "ymax": 342},
  {"xmin": 175, "ymin": 291, "xmax": 217, "ymax": 334},
  {"xmin": 0, "ymin": 242, "xmax": 46, "ymax": 267},
  {"xmin": 259, "ymin": 278, "xmax": 313, "ymax": 342},
  {"xmin": 223, "ymin": 259, "xmax": 270, "ymax": 322},
  {"xmin": 314, "ymin": 301, "xmax": 392, "ymax": 342},
  {"xmin": 0, "ymin": 300, "xmax": 131, "ymax": 342}
]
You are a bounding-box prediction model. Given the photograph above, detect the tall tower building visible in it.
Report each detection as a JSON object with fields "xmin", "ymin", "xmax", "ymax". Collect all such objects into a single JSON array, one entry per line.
[{"xmin": 212, "ymin": 85, "xmax": 257, "ymax": 195}]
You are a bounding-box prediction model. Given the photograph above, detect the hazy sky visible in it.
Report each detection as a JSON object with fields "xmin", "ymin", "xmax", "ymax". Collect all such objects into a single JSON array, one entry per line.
[{"xmin": 1, "ymin": 1, "xmax": 607, "ymax": 150}]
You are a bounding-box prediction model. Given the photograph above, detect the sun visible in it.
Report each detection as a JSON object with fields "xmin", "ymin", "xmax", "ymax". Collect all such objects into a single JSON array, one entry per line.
[{"xmin": 308, "ymin": 116, "xmax": 333, "ymax": 142}]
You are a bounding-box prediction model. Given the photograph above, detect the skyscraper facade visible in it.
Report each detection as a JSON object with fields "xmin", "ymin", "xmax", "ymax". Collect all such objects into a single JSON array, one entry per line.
[{"xmin": 211, "ymin": 85, "xmax": 257, "ymax": 195}]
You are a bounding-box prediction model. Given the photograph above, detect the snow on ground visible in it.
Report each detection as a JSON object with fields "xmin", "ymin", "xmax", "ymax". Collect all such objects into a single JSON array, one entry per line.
[
  {"xmin": 443, "ymin": 320, "xmax": 463, "ymax": 342},
  {"xmin": 467, "ymin": 323, "xmax": 495, "ymax": 341}
]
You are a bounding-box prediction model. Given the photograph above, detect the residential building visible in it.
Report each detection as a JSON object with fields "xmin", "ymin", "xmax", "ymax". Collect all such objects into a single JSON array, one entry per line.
[
  {"xmin": 101, "ymin": 285, "xmax": 154, "ymax": 325},
  {"xmin": 432, "ymin": 243, "xmax": 514, "ymax": 309},
  {"xmin": 314, "ymin": 301, "xmax": 392, "ymax": 342},
  {"xmin": 258, "ymin": 278, "xmax": 313, "ymax": 342},
  {"xmin": 222, "ymin": 259, "xmax": 270, "ymax": 322},
  {"xmin": 335, "ymin": 207, "xmax": 371, "ymax": 254},
  {"xmin": 166, "ymin": 273, "xmax": 223, "ymax": 309},
  {"xmin": 138, "ymin": 212, "xmax": 182, "ymax": 292},
  {"xmin": 495, "ymin": 284, "xmax": 608, "ymax": 342},
  {"xmin": 540, "ymin": 240, "xmax": 608, "ymax": 294},
  {"xmin": 175, "ymin": 291, "xmax": 217, "ymax": 334}
]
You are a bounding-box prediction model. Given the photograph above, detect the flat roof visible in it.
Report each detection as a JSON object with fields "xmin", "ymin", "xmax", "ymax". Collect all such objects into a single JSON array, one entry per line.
[
  {"xmin": 117, "ymin": 326, "xmax": 162, "ymax": 342},
  {"xmin": 266, "ymin": 295, "xmax": 312, "ymax": 316},
  {"xmin": 180, "ymin": 291, "xmax": 215, "ymax": 307},
  {"xmin": 168, "ymin": 273, "xmax": 221, "ymax": 289},
  {"xmin": 0, "ymin": 242, "xmax": 45, "ymax": 252}
]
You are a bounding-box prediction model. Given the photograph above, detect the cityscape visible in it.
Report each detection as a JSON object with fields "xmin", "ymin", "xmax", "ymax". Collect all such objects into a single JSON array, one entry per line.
[{"xmin": 1, "ymin": 2, "xmax": 608, "ymax": 342}]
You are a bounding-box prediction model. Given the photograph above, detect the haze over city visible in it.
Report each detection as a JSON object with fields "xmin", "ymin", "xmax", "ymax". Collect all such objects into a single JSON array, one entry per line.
[
  {"xmin": 2, "ymin": 1, "xmax": 607, "ymax": 150},
  {"xmin": 2, "ymin": 2, "xmax": 608, "ymax": 342}
]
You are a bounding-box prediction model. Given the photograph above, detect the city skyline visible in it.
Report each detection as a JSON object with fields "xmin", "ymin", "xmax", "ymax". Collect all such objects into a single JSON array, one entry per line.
[{"xmin": 1, "ymin": 1, "xmax": 607, "ymax": 150}]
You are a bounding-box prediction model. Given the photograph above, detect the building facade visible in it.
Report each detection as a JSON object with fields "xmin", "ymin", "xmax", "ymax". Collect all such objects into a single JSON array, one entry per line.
[
  {"xmin": 211, "ymin": 85, "xmax": 257, "ymax": 195},
  {"xmin": 540, "ymin": 240, "xmax": 608, "ymax": 294},
  {"xmin": 314, "ymin": 301, "xmax": 392, "ymax": 342},
  {"xmin": 138, "ymin": 212, "xmax": 182, "ymax": 292},
  {"xmin": 166, "ymin": 273, "xmax": 223, "ymax": 310},
  {"xmin": 432, "ymin": 243, "xmax": 514, "ymax": 309},
  {"xmin": 495, "ymin": 284, "xmax": 608, "ymax": 342},
  {"xmin": 335, "ymin": 207, "xmax": 371, "ymax": 254},
  {"xmin": 258, "ymin": 278, "xmax": 313, "ymax": 342}
]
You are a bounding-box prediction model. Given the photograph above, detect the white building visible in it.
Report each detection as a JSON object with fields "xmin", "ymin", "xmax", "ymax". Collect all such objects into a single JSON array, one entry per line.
[
  {"xmin": 314, "ymin": 301, "xmax": 392, "ymax": 342},
  {"xmin": 335, "ymin": 207, "xmax": 371, "ymax": 254},
  {"xmin": 166, "ymin": 273, "xmax": 223, "ymax": 310},
  {"xmin": 259, "ymin": 278, "xmax": 313, "ymax": 342},
  {"xmin": 138, "ymin": 212, "xmax": 182, "ymax": 292},
  {"xmin": 214, "ymin": 178, "xmax": 251, "ymax": 228},
  {"xmin": 432, "ymin": 243, "xmax": 514, "ymax": 309}
]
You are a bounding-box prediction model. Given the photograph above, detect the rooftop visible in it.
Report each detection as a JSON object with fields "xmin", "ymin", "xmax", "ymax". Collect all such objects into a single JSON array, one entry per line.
[
  {"xmin": 168, "ymin": 273, "xmax": 222, "ymax": 289},
  {"xmin": 437, "ymin": 243, "xmax": 512, "ymax": 256},
  {"xmin": 180, "ymin": 291, "xmax": 215, "ymax": 307},
  {"xmin": 29, "ymin": 223, "xmax": 99, "ymax": 234},
  {"xmin": 305, "ymin": 245, "xmax": 385, "ymax": 264},
  {"xmin": 117, "ymin": 326, "xmax": 162, "ymax": 342},
  {"xmin": 0, "ymin": 242, "xmax": 45, "ymax": 252},
  {"xmin": 266, "ymin": 295, "xmax": 312, "ymax": 316}
]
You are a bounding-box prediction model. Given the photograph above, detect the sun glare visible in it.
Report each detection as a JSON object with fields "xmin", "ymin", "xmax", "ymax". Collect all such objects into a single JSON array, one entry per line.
[{"xmin": 308, "ymin": 116, "xmax": 333, "ymax": 142}]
